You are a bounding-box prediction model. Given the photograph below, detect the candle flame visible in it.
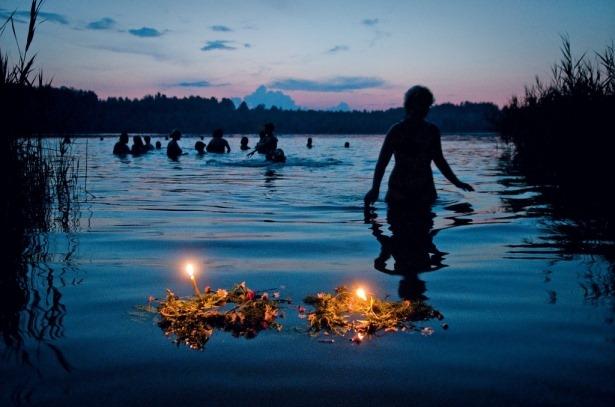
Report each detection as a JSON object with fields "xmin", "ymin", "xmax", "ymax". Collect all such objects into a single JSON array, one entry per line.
[
  {"xmin": 186, "ymin": 263, "xmax": 194, "ymax": 278},
  {"xmin": 356, "ymin": 287, "xmax": 367, "ymax": 301}
]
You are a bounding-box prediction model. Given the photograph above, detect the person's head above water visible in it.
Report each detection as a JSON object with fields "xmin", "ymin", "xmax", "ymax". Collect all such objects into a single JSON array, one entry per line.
[
  {"xmin": 195, "ymin": 141, "xmax": 206, "ymax": 153},
  {"xmin": 155, "ymin": 141, "xmax": 162, "ymax": 149},
  {"xmin": 119, "ymin": 132, "xmax": 129, "ymax": 144},
  {"xmin": 133, "ymin": 136, "xmax": 144, "ymax": 146},
  {"xmin": 404, "ymin": 85, "xmax": 434, "ymax": 119},
  {"xmin": 213, "ymin": 128, "xmax": 224, "ymax": 138},
  {"xmin": 241, "ymin": 136, "xmax": 248, "ymax": 146},
  {"xmin": 264, "ymin": 122, "xmax": 275, "ymax": 135},
  {"xmin": 170, "ymin": 129, "xmax": 181, "ymax": 140},
  {"xmin": 144, "ymin": 135, "xmax": 151, "ymax": 144}
]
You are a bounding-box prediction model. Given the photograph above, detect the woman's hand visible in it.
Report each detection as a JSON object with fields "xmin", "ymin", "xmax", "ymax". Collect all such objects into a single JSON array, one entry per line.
[
  {"xmin": 364, "ymin": 188, "xmax": 379, "ymax": 205},
  {"xmin": 456, "ymin": 182, "xmax": 474, "ymax": 192}
]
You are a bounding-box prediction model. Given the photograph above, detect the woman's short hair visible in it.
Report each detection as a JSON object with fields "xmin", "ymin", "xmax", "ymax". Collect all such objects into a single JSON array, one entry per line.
[{"xmin": 404, "ymin": 85, "xmax": 434, "ymax": 116}]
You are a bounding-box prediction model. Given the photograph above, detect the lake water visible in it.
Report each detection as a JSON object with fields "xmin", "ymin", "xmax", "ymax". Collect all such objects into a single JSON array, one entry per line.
[{"xmin": 2, "ymin": 134, "xmax": 614, "ymax": 406}]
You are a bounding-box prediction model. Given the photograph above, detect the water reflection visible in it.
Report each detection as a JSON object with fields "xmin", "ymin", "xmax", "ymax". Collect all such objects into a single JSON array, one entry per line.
[
  {"xmin": 364, "ymin": 204, "xmax": 446, "ymax": 301},
  {"xmin": 497, "ymin": 148, "xmax": 615, "ymax": 301},
  {"xmin": 1, "ymin": 140, "xmax": 82, "ymax": 375},
  {"xmin": 263, "ymin": 169, "xmax": 281, "ymax": 194}
]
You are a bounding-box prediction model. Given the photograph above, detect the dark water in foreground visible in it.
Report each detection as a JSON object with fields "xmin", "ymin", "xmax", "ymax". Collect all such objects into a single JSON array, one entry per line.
[{"xmin": 2, "ymin": 134, "xmax": 614, "ymax": 406}]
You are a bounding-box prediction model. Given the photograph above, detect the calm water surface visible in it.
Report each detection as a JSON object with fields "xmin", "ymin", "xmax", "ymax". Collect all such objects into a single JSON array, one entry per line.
[{"xmin": 2, "ymin": 134, "xmax": 614, "ymax": 406}]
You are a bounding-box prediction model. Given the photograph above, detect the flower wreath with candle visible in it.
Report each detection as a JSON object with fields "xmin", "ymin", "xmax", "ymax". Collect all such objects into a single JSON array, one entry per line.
[
  {"xmin": 152, "ymin": 281, "xmax": 284, "ymax": 350},
  {"xmin": 303, "ymin": 286, "xmax": 443, "ymax": 343}
]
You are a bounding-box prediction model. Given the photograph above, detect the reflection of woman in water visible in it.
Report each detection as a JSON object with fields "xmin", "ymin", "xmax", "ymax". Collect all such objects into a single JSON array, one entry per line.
[
  {"xmin": 365, "ymin": 205, "xmax": 445, "ymax": 301},
  {"xmin": 364, "ymin": 85, "xmax": 473, "ymax": 208}
]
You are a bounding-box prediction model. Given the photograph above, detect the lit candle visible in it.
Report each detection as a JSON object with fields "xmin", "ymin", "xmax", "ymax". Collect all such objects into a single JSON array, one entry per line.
[
  {"xmin": 356, "ymin": 287, "xmax": 367, "ymax": 301},
  {"xmin": 185, "ymin": 263, "xmax": 201, "ymax": 296}
]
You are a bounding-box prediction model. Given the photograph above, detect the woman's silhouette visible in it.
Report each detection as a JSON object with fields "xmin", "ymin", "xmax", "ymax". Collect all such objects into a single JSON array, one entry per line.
[
  {"xmin": 364, "ymin": 85, "xmax": 473, "ymax": 207},
  {"xmin": 364, "ymin": 86, "xmax": 473, "ymax": 297}
]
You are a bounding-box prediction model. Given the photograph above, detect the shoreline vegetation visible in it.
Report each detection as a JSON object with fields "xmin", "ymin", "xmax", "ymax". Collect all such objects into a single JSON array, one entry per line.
[
  {"xmin": 1, "ymin": 1, "xmax": 82, "ymax": 369},
  {"xmin": 498, "ymin": 37, "xmax": 615, "ymax": 256}
]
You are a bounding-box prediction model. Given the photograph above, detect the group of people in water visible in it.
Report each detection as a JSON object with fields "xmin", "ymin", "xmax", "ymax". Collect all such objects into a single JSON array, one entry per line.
[
  {"xmin": 112, "ymin": 134, "xmax": 160, "ymax": 155},
  {"xmin": 113, "ymin": 122, "xmax": 291, "ymax": 162},
  {"xmin": 111, "ymin": 85, "xmax": 474, "ymax": 297}
]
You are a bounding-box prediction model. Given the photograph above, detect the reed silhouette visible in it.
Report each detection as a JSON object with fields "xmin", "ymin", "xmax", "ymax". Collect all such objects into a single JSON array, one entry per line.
[
  {"xmin": 498, "ymin": 37, "xmax": 615, "ymax": 287},
  {"xmin": 498, "ymin": 36, "xmax": 615, "ymax": 215},
  {"xmin": 1, "ymin": 1, "xmax": 81, "ymax": 375}
]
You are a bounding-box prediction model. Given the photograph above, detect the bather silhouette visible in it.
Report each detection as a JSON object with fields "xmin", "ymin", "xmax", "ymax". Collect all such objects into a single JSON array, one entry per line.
[
  {"xmin": 167, "ymin": 130, "xmax": 183, "ymax": 159},
  {"xmin": 364, "ymin": 85, "xmax": 473, "ymax": 207},
  {"xmin": 247, "ymin": 123, "xmax": 285, "ymax": 162},
  {"xmin": 195, "ymin": 141, "xmax": 206, "ymax": 154},
  {"xmin": 113, "ymin": 132, "xmax": 130, "ymax": 155},
  {"xmin": 240, "ymin": 136, "xmax": 250, "ymax": 151},
  {"xmin": 249, "ymin": 124, "xmax": 277, "ymax": 156},
  {"xmin": 131, "ymin": 136, "xmax": 147, "ymax": 155},
  {"xmin": 206, "ymin": 128, "xmax": 231, "ymax": 153},
  {"xmin": 307, "ymin": 137, "xmax": 313, "ymax": 148},
  {"xmin": 144, "ymin": 135, "xmax": 155, "ymax": 151}
]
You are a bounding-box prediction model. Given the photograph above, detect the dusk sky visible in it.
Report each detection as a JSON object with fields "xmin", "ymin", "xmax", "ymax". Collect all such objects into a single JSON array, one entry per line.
[{"xmin": 1, "ymin": 0, "xmax": 614, "ymax": 109}]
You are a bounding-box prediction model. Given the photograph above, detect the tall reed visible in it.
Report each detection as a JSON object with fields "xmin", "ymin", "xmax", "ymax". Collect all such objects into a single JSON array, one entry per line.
[
  {"xmin": 498, "ymin": 36, "xmax": 615, "ymax": 209},
  {"xmin": 1, "ymin": 0, "xmax": 81, "ymax": 371}
]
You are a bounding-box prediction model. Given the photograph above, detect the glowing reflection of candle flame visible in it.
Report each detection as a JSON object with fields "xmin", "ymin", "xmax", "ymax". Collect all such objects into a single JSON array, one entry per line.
[{"xmin": 356, "ymin": 287, "xmax": 367, "ymax": 301}]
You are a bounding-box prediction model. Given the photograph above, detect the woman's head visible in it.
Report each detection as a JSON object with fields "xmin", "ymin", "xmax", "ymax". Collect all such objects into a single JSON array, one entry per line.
[
  {"xmin": 120, "ymin": 132, "xmax": 129, "ymax": 144},
  {"xmin": 170, "ymin": 129, "xmax": 181, "ymax": 140},
  {"xmin": 241, "ymin": 136, "xmax": 248, "ymax": 145},
  {"xmin": 404, "ymin": 85, "xmax": 434, "ymax": 118},
  {"xmin": 264, "ymin": 122, "xmax": 275, "ymax": 134},
  {"xmin": 213, "ymin": 128, "xmax": 224, "ymax": 138},
  {"xmin": 133, "ymin": 136, "xmax": 144, "ymax": 145}
]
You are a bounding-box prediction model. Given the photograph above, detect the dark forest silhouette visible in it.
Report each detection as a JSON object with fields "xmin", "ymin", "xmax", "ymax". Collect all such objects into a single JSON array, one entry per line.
[{"xmin": 4, "ymin": 85, "xmax": 499, "ymax": 135}]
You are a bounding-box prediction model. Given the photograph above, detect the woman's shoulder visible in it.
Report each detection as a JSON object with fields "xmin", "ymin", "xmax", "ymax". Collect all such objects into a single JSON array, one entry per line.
[
  {"xmin": 423, "ymin": 120, "xmax": 440, "ymax": 135},
  {"xmin": 386, "ymin": 120, "xmax": 406, "ymax": 138}
]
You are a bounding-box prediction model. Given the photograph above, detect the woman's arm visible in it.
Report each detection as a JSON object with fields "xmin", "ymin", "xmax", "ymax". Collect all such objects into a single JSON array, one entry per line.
[
  {"xmin": 364, "ymin": 131, "xmax": 394, "ymax": 204},
  {"xmin": 432, "ymin": 129, "xmax": 474, "ymax": 191},
  {"xmin": 225, "ymin": 140, "xmax": 231, "ymax": 153}
]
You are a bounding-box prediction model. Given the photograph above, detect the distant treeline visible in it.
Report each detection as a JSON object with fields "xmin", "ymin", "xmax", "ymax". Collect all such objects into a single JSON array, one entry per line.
[{"xmin": 3, "ymin": 85, "xmax": 499, "ymax": 135}]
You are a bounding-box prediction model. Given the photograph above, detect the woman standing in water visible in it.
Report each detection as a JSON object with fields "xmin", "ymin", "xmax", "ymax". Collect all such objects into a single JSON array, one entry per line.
[
  {"xmin": 364, "ymin": 86, "xmax": 473, "ymax": 207},
  {"xmin": 365, "ymin": 85, "xmax": 473, "ymax": 273}
]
